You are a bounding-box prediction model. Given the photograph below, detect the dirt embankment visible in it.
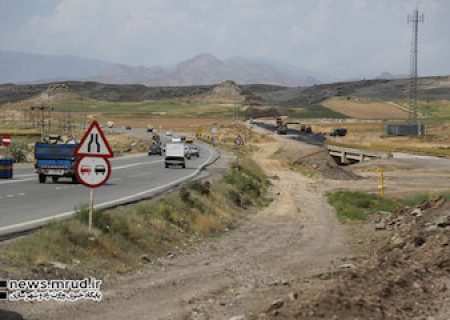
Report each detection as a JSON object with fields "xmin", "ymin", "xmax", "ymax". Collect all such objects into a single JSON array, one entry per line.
[{"xmin": 259, "ymin": 196, "xmax": 450, "ymax": 319}]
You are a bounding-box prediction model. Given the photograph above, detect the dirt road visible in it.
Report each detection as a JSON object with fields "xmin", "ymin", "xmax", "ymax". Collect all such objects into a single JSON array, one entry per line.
[{"xmin": 10, "ymin": 135, "xmax": 350, "ymax": 320}]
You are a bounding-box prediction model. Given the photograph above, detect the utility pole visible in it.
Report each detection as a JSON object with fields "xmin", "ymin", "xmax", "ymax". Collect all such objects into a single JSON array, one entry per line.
[
  {"xmin": 407, "ymin": 8, "xmax": 424, "ymax": 126},
  {"xmin": 31, "ymin": 105, "xmax": 53, "ymax": 141}
]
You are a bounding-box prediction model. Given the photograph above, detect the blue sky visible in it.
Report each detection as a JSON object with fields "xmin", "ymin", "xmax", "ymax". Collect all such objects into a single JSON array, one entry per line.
[{"xmin": 0, "ymin": 0, "xmax": 448, "ymax": 79}]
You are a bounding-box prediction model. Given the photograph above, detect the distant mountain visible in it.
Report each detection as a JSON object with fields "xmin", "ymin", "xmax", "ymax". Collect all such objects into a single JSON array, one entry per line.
[
  {"xmin": 375, "ymin": 71, "xmax": 409, "ymax": 80},
  {"xmin": 93, "ymin": 54, "xmax": 313, "ymax": 86},
  {"xmin": 0, "ymin": 51, "xmax": 323, "ymax": 86},
  {"xmin": 234, "ymin": 56, "xmax": 335, "ymax": 84},
  {"xmin": 0, "ymin": 50, "xmax": 110, "ymax": 83},
  {"xmin": 93, "ymin": 63, "xmax": 167, "ymax": 84}
]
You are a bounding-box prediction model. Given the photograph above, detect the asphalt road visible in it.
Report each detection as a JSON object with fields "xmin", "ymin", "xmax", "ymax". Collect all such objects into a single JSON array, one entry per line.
[
  {"xmin": 0, "ymin": 136, "xmax": 217, "ymax": 236},
  {"xmin": 253, "ymin": 122, "xmax": 326, "ymax": 146}
]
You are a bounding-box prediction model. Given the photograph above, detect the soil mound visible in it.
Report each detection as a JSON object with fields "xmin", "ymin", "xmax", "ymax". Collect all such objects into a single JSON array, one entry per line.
[{"xmin": 261, "ymin": 196, "xmax": 450, "ymax": 319}]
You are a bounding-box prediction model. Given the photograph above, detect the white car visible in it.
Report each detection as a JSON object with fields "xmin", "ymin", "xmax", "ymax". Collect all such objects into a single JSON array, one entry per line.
[
  {"xmin": 186, "ymin": 145, "xmax": 199, "ymax": 157},
  {"xmin": 165, "ymin": 131, "xmax": 173, "ymax": 136}
]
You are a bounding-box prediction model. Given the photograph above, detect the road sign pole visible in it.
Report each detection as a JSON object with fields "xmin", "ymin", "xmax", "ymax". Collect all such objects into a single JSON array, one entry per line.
[
  {"xmin": 74, "ymin": 120, "xmax": 113, "ymax": 234},
  {"xmin": 89, "ymin": 188, "xmax": 94, "ymax": 233}
]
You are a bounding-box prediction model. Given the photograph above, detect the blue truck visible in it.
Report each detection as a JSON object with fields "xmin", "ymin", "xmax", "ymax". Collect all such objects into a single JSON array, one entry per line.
[{"xmin": 34, "ymin": 142, "xmax": 78, "ymax": 184}]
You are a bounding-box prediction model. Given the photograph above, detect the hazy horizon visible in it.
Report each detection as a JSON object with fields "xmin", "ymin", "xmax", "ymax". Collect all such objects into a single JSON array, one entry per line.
[{"xmin": 1, "ymin": 0, "xmax": 449, "ymax": 80}]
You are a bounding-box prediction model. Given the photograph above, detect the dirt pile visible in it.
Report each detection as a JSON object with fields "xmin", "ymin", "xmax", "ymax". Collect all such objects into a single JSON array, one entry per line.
[
  {"xmin": 259, "ymin": 196, "xmax": 450, "ymax": 319},
  {"xmin": 293, "ymin": 150, "xmax": 360, "ymax": 180}
]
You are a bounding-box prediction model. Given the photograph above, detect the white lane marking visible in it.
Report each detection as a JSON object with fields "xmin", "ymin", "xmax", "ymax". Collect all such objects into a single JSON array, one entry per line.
[
  {"xmin": 110, "ymin": 153, "xmax": 147, "ymax": 161},
  {"xmin": 0, "ymin": 146, "xmax": 217, "ymax": 236},
  {"xmin": 113, "ymin": 160, "xmax": 163, "ymax": 170},
  {"xmin": 15, "ymin": 174, "xmax": 35, "ymax": 178},
  {"xmin": 6, "ymin": 194, "xmax": 14, "ymax": 198},
  {"xmin": 17, "ymin": 193, "xmax": 26, "ymax": 196},
  {"xmin": 0, "ymin": 178, "xmax": 34, "ymax": 185}
]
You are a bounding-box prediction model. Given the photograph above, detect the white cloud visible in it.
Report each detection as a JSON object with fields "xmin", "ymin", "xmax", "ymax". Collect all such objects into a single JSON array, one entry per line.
[{"xmin": 1, "ymin": 0, "xmax": 449, "ymax": 78}]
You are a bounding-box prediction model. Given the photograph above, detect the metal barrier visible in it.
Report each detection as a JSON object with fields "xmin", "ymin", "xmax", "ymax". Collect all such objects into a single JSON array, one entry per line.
[{"xmin": 0, "ymin": 159, "xmax": 13, "ymax": 179}]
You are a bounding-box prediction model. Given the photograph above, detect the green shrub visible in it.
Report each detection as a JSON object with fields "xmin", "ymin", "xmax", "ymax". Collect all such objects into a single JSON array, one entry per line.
[{"xmin": 327, "ymin": 191, "xmax": 400, "ymax": 221}]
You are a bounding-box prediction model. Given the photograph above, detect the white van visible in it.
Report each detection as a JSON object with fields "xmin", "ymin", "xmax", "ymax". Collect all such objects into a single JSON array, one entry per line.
[{"xmin": 165, "ymin": 143, "xmax": 186, "ymax": 168}]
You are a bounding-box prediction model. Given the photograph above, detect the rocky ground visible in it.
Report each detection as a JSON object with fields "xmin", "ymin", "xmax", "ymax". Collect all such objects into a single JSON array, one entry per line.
[{"xmin": 256, "ymin": 196, "xmax": 450, "ymax": 319}]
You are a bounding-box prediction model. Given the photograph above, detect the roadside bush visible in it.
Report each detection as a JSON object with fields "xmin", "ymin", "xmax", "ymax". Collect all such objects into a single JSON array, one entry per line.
[
  {"xmin": 62, "ymin": 220, "xmax": 93, "ymax": 248},
  {"xmin": 7, "ymin": 141, "xmax": 27, "ymax": 162},
  {"xmin": 180, "ymin": 186, "xmax": 191, "ymax": 202},
  {"xmin": 188, "ymin": 180, "xmax": 211, "ymax": 196},
  {"xmin": 228, "ymin": 190, "xmax": 242, "ymax": 207},
  {"xmin": 327, "ymin": 191, "xmax": 400, "ymax": 221}
]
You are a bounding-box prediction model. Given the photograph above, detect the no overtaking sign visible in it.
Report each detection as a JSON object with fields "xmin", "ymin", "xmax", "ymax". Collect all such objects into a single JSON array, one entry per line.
[{"xmin": 74, "ymin": 120, "xmax": 114, "ymax": 233}]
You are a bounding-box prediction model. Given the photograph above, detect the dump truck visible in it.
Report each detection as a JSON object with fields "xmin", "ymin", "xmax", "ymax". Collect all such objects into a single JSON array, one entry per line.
[
  {"xmin": 34, "ymin": 142, "xmax": 78, "ymax": 183},
  {"xmin": 164, "ymin": 143, "xmax": 186, "ymax": 168}
]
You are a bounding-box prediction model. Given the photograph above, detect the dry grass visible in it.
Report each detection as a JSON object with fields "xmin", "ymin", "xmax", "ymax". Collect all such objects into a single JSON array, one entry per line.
[
  {"xmin": 106, "ymin": 132, "xmax": 149, "ymax": 154},
  {"xmin": 323, "ymin": 97, "xmax": 409, "ymax": 120},
  {"xmin": 0, "ymin": 158, "xmax": 270, "ymax": 278},
  {"xmin": 314, "ymin": 120, "xmax": 450, "ymax": 156},
  {"xmin": 193, "ymin": 214, "xmax": 221, "ymax": 235}
]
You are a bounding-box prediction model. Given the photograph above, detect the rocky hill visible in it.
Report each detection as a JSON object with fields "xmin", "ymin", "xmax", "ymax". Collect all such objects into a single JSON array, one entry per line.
[
  {"xmin": 1, "ymin": 75, "xmax": 449, "ymax": 107},
  {"xmin": 92, "ymin": 54, "xmax": 315, "ymax": 86},
  {"xmin": 258, "ymin": 76, "xmax": 450, "ymax": 107}
]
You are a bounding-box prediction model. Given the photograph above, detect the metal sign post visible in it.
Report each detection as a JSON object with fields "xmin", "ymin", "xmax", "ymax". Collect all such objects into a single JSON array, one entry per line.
[
  {"xmin": 74, "ymin": 120, "xmax": 113, "ymax": 233},
  {"xmin": 89, "ymin": 189, "xmax": 94, "ymax": 232},
  {"xmin": 375, "ymin": 168, "xmax": 385, "ymax": 198}
]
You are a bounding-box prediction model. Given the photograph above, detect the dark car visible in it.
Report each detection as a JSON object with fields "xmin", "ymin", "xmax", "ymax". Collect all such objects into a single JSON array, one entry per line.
[
  {"xmin": 148, "ymin": 144, "xmax": 162, "ymax": 156},
  {"xmin": 94, "ymin": 165, "xmax": 106, "ymax": 175},
  {"xmin": 125, "ymin": 126, "xmax": 132, "ymax": 130},
  {"xmin": 330, "ymin": 128, "xmax": 347, "ymax": 137}
]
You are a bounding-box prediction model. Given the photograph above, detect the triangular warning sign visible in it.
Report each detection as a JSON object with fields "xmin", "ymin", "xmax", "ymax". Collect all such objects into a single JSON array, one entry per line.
[{"xmin": 74, "ymin": 120, "xmax": 113, "ymax": 157}]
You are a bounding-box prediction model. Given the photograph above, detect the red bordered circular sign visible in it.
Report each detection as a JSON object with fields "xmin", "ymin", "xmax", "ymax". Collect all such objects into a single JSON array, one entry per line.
[{"xmin": 75, "ymin": 156, "xmax": 111, "ymax": 188}]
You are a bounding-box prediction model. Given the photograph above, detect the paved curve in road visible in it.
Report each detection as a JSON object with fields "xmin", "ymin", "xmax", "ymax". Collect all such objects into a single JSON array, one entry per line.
[{"xmin": 0, "ymin": 138, "xmax": 217, "ymax": 236}]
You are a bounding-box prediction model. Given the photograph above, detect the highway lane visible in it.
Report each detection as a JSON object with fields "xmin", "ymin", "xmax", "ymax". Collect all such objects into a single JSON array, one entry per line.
[
  {"xmin": 0, "ymin": 143, "xmax": 217, "ymax": 236},
  {"xmin": 253, "ymin": 122, "xmax": 326, "ymax": 146}
]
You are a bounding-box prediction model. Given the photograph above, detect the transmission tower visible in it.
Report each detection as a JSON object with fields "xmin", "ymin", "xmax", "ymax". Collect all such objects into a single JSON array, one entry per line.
[{"xmin": 407, "ymin": 8, "xmax": 424, "ymax": 124}]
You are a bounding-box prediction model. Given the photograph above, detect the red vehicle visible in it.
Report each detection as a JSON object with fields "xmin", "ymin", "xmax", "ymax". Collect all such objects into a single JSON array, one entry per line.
[{"xmin": 80, "ymin": 166, "xmax": 92, "ymax": 175}]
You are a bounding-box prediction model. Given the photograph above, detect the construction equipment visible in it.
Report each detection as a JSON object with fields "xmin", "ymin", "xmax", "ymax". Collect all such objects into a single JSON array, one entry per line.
[
  {"xmin": 275, "ymin": 116, "xmax": 312, "ymax": 135},
  {"xmin": 275, "ymin": 116, "xmax": 288, "ymax": 135}
]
